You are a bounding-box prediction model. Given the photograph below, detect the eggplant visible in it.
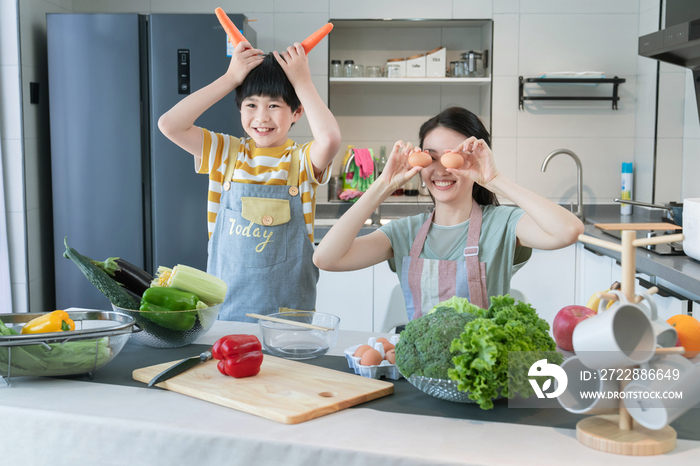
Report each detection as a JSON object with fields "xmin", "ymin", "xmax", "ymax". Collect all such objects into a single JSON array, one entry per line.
[{"xmin": 91, "ymin": 257, "xmax": 153, "ymax": 297}]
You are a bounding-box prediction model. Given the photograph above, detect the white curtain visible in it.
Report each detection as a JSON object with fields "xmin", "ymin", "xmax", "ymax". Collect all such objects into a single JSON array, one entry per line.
[{"xmin": 0, "ymin": 136, "xmax": 11, "ymax": 311}]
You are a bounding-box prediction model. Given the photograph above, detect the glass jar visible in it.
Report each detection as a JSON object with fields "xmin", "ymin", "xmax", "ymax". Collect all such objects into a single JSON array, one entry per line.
[
  {"xmin": 366, "ymin": 66, "xmax": 381, "ymax": 78},
  {"xmin": 343, "ymin": 60, "xmax": 354, "ymax": 77},
  {"xmin": 449, "ymin": 61, "xmax": 458, "ymax": 77},
  {"xmin": 352, "ymin": 64, "xmax": 363, "ymax": 78},
  {"xmin": 330, "ymin": 60, "xmax": 342, "ymax": 77}
]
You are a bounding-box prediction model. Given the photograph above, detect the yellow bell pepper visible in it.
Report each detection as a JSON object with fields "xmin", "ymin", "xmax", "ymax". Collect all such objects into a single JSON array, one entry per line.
[{"xmin": 20, "ymin": 310, "xmax": 75, "ymax": 334}]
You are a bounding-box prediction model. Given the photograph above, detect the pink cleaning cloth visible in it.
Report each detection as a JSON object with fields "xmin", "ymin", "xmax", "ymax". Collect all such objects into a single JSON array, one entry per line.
[
  {"xmin": 339, "ymin": 189, "xmax": 363, "ymax": 201},
  {"xmin": 353, "ymin": 148, "xmax": 374, "ymax": 179}
]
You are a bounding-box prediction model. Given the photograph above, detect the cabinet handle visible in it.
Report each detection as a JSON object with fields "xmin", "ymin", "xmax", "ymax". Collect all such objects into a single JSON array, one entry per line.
[{"xmin": 637, "ymin": 277, "xmax": 688, "ymax": 301}]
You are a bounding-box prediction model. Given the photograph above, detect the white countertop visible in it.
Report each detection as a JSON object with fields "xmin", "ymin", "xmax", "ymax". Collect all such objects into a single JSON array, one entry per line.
[{"xmin": 2, "ymin": 317, "xmax": 700, "ymax": 466}]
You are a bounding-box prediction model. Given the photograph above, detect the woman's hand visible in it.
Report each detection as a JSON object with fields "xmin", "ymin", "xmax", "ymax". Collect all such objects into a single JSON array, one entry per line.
[
  {"xmin": 225, "ymin": 41, "xmax": 264, "ymax": 88},
  {"xmin": 377, "ymin": 140, "xmax": 423, "ymax": 191},
  {"xmin": 273, "ymin": 43, "xmax": 312, "ymax": 87},
  {"xmin": 444, "ymin": 137, "xmax": 500, "ymax": 187}
]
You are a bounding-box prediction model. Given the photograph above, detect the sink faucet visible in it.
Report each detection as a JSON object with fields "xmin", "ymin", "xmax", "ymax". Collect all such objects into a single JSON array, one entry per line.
[{"xmin": 540, "ymin": 149, "xmax": 585, "ymax": 222}]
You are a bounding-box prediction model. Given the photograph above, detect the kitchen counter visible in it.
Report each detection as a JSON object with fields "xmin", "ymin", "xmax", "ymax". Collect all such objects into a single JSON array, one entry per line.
[
  {"xmin": 2, "ymin": 317, "xmax": 700, "ymax": 466},
  {"xmin": 581, "ymin": 208, "xmax": 700, "ymax": 300}
]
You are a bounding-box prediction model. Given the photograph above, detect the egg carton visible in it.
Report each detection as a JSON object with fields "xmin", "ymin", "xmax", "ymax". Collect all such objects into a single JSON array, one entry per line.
[{"xmin": 344, "ymin": 335, "xmax": 402, "ymax": 380}]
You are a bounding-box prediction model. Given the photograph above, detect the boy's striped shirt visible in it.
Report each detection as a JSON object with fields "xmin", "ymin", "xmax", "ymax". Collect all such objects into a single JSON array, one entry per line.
[{"xmin": 196, "ymin": 129, "xmax": 330, "ymax": 242}]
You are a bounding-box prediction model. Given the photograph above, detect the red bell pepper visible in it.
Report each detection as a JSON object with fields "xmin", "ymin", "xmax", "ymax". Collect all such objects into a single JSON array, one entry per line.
[{"xmin": 212, "ymin": 335, "xmax": 263, "ymax": 378}]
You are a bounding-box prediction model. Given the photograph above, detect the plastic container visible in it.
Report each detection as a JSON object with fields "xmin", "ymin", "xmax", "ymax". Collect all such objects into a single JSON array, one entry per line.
[
  {"xmin": 344, "ymin": 335, "xmax": 402, "ymax": 380},
  {"xmin": 621, "ymin": 162, "xmax": 633, "ymax": 215}
]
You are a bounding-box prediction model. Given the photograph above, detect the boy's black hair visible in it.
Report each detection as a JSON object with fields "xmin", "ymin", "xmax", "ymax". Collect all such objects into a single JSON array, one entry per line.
[
  {"xmin": 418, "ymin": 106, "xmax": 499, "ymax": 207},
  {"xmin": 234, "ymin": 53, "xmax": 301, "ymax": 112}
]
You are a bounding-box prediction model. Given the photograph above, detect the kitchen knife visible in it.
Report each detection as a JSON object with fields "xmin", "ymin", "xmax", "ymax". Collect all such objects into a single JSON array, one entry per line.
[{"xmin": 147, "ymin": 350, "xmax": 212, "ymax": 387}]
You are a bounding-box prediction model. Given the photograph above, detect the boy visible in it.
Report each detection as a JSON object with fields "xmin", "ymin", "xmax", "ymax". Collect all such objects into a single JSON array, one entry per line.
[{"xmin": 158, "ymin": 41, "xmax": 340, "ymax": 321}]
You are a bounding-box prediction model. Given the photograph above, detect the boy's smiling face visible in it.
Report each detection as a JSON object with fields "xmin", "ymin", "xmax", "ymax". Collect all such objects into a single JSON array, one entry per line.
[{"xmin": 240, "ymin": 95, "xmax": 303, "ymax": 148}]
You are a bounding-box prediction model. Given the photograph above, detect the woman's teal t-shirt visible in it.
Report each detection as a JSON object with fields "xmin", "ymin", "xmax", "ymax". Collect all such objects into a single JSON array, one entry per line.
[{"xmin": 378, "ymin": 205, "xmax": 532, "ymax": 299}]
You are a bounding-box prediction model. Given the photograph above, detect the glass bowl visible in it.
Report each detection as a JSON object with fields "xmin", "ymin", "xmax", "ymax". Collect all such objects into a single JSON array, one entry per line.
[
  {"xmin": 258, "ymin": 311, "xmax": 340, "ymax": 360},
  {"xmin": 111, "ymin": 303, "xmax": 221, "ymax": 348},
  {"xmin": 406, "ymin": 374, "xmax": 477, "ymax": 403}
]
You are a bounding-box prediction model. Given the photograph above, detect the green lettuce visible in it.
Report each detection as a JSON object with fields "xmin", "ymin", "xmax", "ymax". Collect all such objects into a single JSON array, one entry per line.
[
  {"xmin": 428, "ymin": 296, "xmax": 483, "ymax": 316},
  {"xmin": 448, "ymin": 295, "xmax": 562, "ymax": 409}
]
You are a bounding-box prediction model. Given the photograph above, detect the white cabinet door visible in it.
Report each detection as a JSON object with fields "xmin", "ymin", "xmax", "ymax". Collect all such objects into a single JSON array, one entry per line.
[
  {"xmin": 577, "ymin": 244, "xmax": 614, "ymax": 307},
  {"xmin": 373, "ymin": 261, "xmax": 406, "ymax": 333},
  {"xmin": 317, "ymin": 268, "xmax": 374, "ymax": 332},
  {"xmin": 510, "ymin": 245, "xmax": 577, "ymax": 334}
]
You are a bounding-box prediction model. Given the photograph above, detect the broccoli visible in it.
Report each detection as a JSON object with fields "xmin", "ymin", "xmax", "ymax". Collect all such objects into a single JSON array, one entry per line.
[{"xmin": 394, "ymin": 308, "xmax": 477, "ymax": 379}]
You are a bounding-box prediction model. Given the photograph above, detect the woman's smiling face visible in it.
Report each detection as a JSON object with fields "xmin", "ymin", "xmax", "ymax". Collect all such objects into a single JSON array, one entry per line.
[{"xmin": 420, "ymin": 126, "xmax": 474, "ymax": 204}]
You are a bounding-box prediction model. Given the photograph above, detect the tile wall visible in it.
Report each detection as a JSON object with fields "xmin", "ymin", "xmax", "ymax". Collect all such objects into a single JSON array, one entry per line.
[{"xmin": 5, "ymin": 0, "xmax": 700, "ymax": 310}]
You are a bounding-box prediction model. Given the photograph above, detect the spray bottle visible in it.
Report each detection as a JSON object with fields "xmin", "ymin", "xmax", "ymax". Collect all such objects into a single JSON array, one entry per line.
[{"xmin": 620, "ymin": 162, "xmax": 633, "ymax": 215}]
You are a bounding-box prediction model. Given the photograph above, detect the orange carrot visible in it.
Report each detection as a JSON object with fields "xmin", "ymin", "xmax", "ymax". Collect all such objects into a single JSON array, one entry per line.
[
  {"xmin": 215, "ymin": 7, "xmax": 248, "ymax": 46},
  {"xmin": 301, "ymin": 23, "xmax": 334, "ymax": 54}
]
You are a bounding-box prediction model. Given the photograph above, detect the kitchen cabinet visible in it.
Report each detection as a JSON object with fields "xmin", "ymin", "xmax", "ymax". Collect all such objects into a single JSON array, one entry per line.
[
  {"xmin": 576, "ymin": 244, "xmax": 614, "ymax": 307},
  {"xmin": 328, "ymin": 19, "xmax": 493, "ymax": 167},
  {"xmin": 373, "ymin": 260, "xmax": 406, "ymax": 333},
  {"xmin": 510, "ymin": 245, "xmax": 577, "ymax": 334},
  {"xmin": 316, "ymin": 268, "xmax": 374, "ymax": 331}
]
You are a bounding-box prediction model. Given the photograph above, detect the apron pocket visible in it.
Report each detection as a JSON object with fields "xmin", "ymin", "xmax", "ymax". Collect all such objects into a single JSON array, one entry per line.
[{"xmin": 223, "ymin": 197, "xmax": 289, "ymax": 268}]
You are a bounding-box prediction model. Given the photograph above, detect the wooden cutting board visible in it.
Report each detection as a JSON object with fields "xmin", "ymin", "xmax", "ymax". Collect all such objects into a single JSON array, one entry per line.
[
  {"xmin": 133, "ymin": 355, "xmax": 393, "ymax": 424},
  {"xmin": 594, "ymin": 222, "xmax": 681, "ymax": 231}
]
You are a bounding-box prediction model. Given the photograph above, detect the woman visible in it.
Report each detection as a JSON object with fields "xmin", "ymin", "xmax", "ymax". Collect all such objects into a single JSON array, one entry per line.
[{"xmin": 313, "ymin": 107, "xmax": 583, "ymax": 318}]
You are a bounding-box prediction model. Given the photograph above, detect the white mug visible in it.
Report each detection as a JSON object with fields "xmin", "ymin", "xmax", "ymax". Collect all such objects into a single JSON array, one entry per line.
[
  {"xmin": 634, "ymin": 291, "xmax": 678, "ymax": 348},
  {"xmin": 599, "ymin": 290, "xmax": 677, "ymax": 348},
  {"xmin": 557, "ymin": 356, "xmax": 620, "ymax": 414},
  {"xmin": 623, "ymin": 354, "xmax": 700, "ymax": 430},
  {"xmin": 573, "ymin": 292, "xmax": 656, "ymax": 370}
]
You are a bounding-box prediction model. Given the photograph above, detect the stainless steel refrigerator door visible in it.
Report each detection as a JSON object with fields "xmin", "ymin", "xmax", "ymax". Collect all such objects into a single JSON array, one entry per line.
[
  {"xmin": 148, "ymin": 14, "xmax": 246, "ymax": 272},
  {"xmin": 48, "ymin": 14, "xmax": 145, "ymax": 310}
]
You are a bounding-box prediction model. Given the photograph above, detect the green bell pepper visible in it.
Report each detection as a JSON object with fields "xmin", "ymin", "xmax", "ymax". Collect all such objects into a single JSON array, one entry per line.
[{"xmin": 139, "ymin": 287, "xmax": 199, "ymax": 332}]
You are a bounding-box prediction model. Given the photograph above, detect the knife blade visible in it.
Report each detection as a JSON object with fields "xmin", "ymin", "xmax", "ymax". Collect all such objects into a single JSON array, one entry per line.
[{"xmin": 147, "ymin": 350, "xmax": 212, "ymax": 387}]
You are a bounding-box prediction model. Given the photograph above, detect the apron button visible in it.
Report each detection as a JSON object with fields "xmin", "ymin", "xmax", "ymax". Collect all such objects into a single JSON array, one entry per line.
[
  {"xmin": 262, "ymin": 215, "xmax": 273, "ymax": 225},
  {"xmin": 223, "ymin": 182, "xmax": 231, "ymax": 191},
  {"xmin": 288, "ymin": 186, "xmax": 299, "ymax": 196}
]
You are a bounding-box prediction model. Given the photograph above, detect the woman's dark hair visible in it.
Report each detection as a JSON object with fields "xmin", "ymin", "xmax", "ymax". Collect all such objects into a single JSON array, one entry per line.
[
  {"xmin": 418, "ymin": 106, "xmax": 499, "ymax": 206},
  {"xmin": 234, "ymin": 53, "xmax": 301, "ymax": 112}
]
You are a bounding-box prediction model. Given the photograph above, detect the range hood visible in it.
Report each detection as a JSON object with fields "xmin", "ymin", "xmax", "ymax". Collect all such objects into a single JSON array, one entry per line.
[{"xmin": 639, "ymin": 17, "xmax": 700, "ymax": 121}]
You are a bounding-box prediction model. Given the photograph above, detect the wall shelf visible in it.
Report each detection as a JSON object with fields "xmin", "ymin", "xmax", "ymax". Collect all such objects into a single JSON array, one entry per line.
[
  {"xmin": 330, "ymin": 77, "xmax": 491, "ymax": 84},
  {"xmin": 519, "ymin": 76, "xmax": 626, "ymax": 110}
]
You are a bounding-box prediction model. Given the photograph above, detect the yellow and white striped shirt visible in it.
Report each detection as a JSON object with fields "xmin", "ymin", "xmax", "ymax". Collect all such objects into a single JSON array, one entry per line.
[{"xmin": 196, "ymin": 129, "xmax": 330, "ymax": 242}]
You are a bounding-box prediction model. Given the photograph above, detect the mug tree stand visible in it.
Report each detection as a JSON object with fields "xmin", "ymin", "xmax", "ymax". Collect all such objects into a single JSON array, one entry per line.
[{"xmin": 576, "ymin": 224, "xmax": 686, "ymax": 455}]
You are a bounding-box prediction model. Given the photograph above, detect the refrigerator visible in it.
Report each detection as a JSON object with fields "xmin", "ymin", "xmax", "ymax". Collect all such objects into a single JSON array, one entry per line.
[{"xmin": 47, "ymin": 13, "xmax": 256, "ymax": 310}]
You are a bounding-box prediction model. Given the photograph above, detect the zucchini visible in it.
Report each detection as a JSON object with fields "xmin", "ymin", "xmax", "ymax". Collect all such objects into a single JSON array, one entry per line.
[
  {"xmin": 63, "ymin": 238, "xmax": 140, "ymax": 310},
  {"xmin": 91, "ymin": 256, "xmax": 153, "ymax": 297}
]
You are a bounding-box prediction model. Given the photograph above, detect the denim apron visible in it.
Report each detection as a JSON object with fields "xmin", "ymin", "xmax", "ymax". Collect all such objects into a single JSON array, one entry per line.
[
  {"xmin": 401, "ymin": 199, "xmax": 489, "ymax": 320},
  {"xmin": 207, "ymin": 141, "xmax": 318, "ymax": 322}
]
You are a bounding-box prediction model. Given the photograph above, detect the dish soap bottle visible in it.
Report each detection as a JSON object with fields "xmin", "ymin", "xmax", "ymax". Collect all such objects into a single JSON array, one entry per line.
[{"xmin": 620, "ymin": 162, "xmax": 633, "ymax": 215}]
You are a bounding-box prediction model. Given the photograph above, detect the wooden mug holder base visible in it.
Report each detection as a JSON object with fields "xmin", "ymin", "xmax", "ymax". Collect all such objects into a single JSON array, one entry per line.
[{"xmin": 577, "ymin": 415, "xmax": 676, "ymax": 456}]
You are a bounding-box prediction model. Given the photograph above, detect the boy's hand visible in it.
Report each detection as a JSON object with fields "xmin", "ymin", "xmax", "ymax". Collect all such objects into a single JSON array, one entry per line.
[
  {"xmin": 273, "ymin": 43, "xmax": 312, "ymax": 87},
  {"xmin": 378, "ymin": 141, "xmax": 423, "ymax": 192},
  {"xmin": 225, "ymin": 41, "xmax": 264, "ymax": 88}
]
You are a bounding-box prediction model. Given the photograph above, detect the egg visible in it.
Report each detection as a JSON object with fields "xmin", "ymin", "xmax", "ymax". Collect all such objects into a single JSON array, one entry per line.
[
  {"xmin": 441, "ymin": 152, "xmax": 464, "ymax": 169},
  {"xmin": 376, "ymin": 338, "xmax": 394, "ymax": 353},
  {"xmin": 360, "ymin": 348, "xmax": 383, "ymax": 366},
  {"xmin": 384, "ymin": 349, "xmax": 396, "ymax": 364},
  {"xmin": 408, "ymin": 151, "xmax": 432, "ymax": 168},
  {"xmin": 353, "ymin": 344, "xmax": 373, "ymax": 357}
]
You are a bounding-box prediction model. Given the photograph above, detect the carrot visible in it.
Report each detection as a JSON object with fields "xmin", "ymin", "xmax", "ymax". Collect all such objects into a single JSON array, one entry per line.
[
  {"xmin": 301, "ymin": 23, "xmax": 334, "ymax": 54},
  {"xmin": 215, "ymin": 7, "xmax": 248, "ymax": 46}
]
